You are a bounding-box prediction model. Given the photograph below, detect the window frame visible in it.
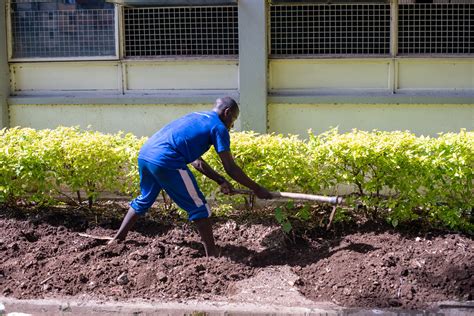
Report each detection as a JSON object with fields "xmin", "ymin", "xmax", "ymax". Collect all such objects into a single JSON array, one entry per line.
[
  {"xmin": 7, "ymin": 0, "xmax": 120, "ymax": 62},
  {"xmin": 268, "ymin": 0, "xmax": 474, "ymax": 59},
  {"xmin": 107, "ymin": 0, "xmax": 237, "ymax": 6},
  {"xmin": 122, "ymin": 5, "xmax": 239, "ymax": 59},
  {"xmin": 268, "ymin": 1, "xmax": 393, "ymax": 59}
]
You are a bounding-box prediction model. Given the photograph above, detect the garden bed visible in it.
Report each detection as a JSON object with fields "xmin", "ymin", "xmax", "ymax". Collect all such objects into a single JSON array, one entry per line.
[{"xmin": 0, "ymin": 203, "xmax": 473, "ymax": 311}]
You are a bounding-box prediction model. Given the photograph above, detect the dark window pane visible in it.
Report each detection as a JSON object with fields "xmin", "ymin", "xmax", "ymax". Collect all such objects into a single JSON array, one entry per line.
[
  {"xmin": 124, "ymin": 6, "xmax": 238, "ymax": 57},
  {"xmin": 398, "ymin": 3, "xmax": 474, "ymax": 55},
  {"xmin": 270, "ymin": 4, "xmax": 391, "ymax": 56},
  {"xmin": 11, "ymin": 0, "xmax": 116, "ymax": 59}
]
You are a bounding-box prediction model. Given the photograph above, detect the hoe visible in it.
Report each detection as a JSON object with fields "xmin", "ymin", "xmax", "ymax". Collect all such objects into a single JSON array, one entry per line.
[{"xmin": 79, "ymin": 190, "xmax": 344, "ymax": 241}]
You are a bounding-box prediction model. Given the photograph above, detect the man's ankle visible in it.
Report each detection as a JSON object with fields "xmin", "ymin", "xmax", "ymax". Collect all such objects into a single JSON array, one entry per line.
[{"xmin": 205, "ymin": 244, "xmax": 221, "ymax": 257}]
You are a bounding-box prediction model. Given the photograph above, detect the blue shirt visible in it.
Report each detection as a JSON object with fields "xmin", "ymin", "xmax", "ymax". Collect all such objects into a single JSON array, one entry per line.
[{"xmin": 138, "ymin": 111, "xmax": 230, "ymax": 169}]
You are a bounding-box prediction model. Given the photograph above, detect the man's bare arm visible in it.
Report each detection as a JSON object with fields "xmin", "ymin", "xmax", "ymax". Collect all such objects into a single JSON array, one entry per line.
[
  {"xmin": 218, "ymin": 151, "xmax": 272, "ymax": 199},
  {"xmin": 190, "ymin": 157, "xmax": 226, "ymax": 184},
  {"xmin": 190, "ymin": 157, "xmax": 233, "ymax": 194}
]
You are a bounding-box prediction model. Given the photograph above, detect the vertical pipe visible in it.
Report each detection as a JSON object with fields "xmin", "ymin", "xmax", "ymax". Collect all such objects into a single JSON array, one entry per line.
[
  {"xmin": 117, "ymin": 4, "xmax": 126, "ymax": 94},
  {"xmin": 390, "ymin": 0, "xmax": 399, "ymax": 93}
]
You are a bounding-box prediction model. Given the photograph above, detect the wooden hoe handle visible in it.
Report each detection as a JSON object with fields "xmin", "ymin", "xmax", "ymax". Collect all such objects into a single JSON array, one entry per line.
[
  {"xmin": 231, "ymin": 189, "xmax": 344, "ymax": 205},
  {"xmin": 274, "ymin": 191, "xmax": 344, "ymax": 205},
  {"xmin": 78, "ymin": 233, "xmax": 113, "ymax": 241}
]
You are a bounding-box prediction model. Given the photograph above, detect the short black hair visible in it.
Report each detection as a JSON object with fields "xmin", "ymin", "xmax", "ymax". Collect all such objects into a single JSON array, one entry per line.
[{"xmin": 214, "ymin": 97, "xmax": 239, "ymax": 113}]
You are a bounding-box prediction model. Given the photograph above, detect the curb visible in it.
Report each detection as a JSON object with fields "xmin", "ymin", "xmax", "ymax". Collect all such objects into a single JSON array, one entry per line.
[
  {"xmin": 1, "ymin": 297, "xmax": 340, "ymax": 316},
  {"xmin": 1, "ymin": 297, "xmax": 474, "ymax": 316}
]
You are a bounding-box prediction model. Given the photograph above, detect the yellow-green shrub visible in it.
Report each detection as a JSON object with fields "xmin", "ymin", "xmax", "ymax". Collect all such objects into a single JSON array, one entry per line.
[
  {"xmin": 0, "ymin": 127, "xmax": 144, "ymax": 204},
  {"xmin": 0, "ymin": 127, "xmax": 472, "ymax": 233}
]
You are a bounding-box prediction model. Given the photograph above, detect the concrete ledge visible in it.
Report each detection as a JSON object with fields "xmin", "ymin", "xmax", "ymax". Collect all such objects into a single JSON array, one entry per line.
[
  {"xmin": 8, "ymin": 90, "xmax": 240, "ymax": 105},
  {"xmin": 8, "ymin": 90, "xmax": 473, "ymax": 106},
  {"xmin": 269, "ymin": 90, "xmax": 474, "ymax": 104}
]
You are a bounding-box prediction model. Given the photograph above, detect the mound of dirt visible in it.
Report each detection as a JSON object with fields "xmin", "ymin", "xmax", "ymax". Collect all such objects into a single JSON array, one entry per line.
[{"xmin": 0, "ymin": 206, "xmax": 472, "ymax": 310}]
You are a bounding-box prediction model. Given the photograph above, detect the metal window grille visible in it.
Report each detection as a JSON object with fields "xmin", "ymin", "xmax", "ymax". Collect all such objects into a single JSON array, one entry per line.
[
  {"xmin": 398, "ymin": 1, "xmax": 474, "ymax": 55},
  {"xmin": 270, "ymin": 4, "xmax": 391, "ymax": 56},
  {"xmin": 124, "ymin": 6, "xmax": 238, "ymax": 57},
  {"xmin": 10, "ymin": 1, "xmax": 116, "ymax": 59}
]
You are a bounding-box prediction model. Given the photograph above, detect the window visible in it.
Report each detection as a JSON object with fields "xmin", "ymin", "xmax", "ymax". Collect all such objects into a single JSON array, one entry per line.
[
  {"xmin": 398, "ymin": 0, "xmax": 474, "ymax": 55},
  {"xmin": 270, "ymin": 0, "xmax": 473, "ymax": 57},
  {"xmin": 270, "ymin": 2, "xmax": 391, "ymax": 56},
  {"xmin": 9, "ymin": 0, "xmax": 117, "ymax": 60},
  {"xmin": 124, "ymin": 6, "xmax": 238, "ymax": 57}
]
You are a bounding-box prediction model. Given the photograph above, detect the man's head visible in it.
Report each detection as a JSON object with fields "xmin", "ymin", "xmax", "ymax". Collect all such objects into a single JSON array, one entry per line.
[{"xmin": 213, "ymin": 97, "xmax": 239, "ymax": 130}]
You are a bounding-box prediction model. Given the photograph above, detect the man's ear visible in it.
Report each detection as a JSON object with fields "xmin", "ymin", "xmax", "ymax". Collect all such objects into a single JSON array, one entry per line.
[{"xmin": 223, "ymin": 107, "xmax": 231, "ymax": 120}]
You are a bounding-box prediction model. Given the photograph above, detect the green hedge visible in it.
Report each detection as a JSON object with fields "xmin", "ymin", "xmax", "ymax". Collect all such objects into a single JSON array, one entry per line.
[
  {"xmin": 0, "ymin": 127, "xmax": 145, "ymax": 205},
  {"xmin": 1, "ymin": 127, "xmax": 472, "ymax": 232}
]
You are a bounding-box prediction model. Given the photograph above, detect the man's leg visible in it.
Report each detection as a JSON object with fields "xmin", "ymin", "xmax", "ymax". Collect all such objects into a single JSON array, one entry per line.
[
  {"xmin": 110, "ymin": 207, "xmax": 139, "ymax": 242},
  {"xmin": 110, "ymin": 159, "xmax": 161, "ymax": 243},
  {"xmin": 193, "ymin": 217, "xmax": 217, "ymax": 257},
  {"xmin": 160, "ymin": 167, "xmax": 217, "ymax": 257}
]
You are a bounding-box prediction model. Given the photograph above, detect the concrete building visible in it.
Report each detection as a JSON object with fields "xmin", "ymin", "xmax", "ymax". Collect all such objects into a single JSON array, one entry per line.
[{"xmin": 1, "ymin": 0, "xmax": 473, "ymax": 137}]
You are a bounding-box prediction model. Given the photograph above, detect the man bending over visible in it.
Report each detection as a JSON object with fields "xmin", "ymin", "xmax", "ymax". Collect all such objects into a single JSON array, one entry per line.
[{"xmin": 109, "ymin": 97, "xmax": 272, "ymax": 256}]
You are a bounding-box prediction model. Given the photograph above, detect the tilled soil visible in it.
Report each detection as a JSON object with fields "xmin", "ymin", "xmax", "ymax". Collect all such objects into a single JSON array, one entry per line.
[{"xmin": 0, "ymin": 206, "xmax": 473, "ymax": 310}]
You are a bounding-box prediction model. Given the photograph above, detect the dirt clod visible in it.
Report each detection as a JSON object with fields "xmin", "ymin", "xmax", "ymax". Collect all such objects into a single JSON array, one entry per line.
[{"xmin": 116, "ymin": 272, "xmax": 129, "ymax": 285}]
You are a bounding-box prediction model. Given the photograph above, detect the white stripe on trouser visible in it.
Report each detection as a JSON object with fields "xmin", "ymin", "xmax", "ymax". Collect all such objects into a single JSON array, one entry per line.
[
  {"xmin": 205, "ymin": 203, "xmax": 211, "ymax": 217},
  {"xmin": 178, "ymin": 169, "xmax": 204, "ymax": 208}
]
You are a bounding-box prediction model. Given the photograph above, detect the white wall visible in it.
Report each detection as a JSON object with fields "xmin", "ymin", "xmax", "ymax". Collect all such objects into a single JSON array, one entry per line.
[
  {"xmin": 270, "ymin": 59, "xmax": 392, "ymax": 91},
  {"xmin": 268, "ymin": 103, "xmax": 474, "ymax": 137},
  {"xmin": 269, "ymin": 58, "xmax": 474, "ymax": 92},
  {"xmin": 5, "ymin": 2, "xmax": 474, "ymax": 136},
  {"xmin": 9, "ymin": 104, "xmax": 212, "ymax": 137},
  {"xmin": 10, "ymin": 60, "xmax": 238, "ymax": 94}
]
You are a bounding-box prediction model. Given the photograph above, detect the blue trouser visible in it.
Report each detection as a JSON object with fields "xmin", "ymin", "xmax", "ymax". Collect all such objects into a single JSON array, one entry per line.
[{"xmin": 130, "ymin": 159, "xmax": 211, "ymax": 221}]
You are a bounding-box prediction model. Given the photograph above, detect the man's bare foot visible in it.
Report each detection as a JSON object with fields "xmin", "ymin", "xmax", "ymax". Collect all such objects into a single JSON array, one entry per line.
[{"xmin": 206, "ymin": 245, "xmax": 222, "ymax": 258}]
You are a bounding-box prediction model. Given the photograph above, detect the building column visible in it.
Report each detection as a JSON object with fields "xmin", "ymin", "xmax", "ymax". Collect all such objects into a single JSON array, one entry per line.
[
  {"xmin": 237, "ymin": 0, "xmax": 267, "ymax": 133},
  {"xmin": 0, "ymin": 0, "xmax": 9, "ymax": 128}
]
